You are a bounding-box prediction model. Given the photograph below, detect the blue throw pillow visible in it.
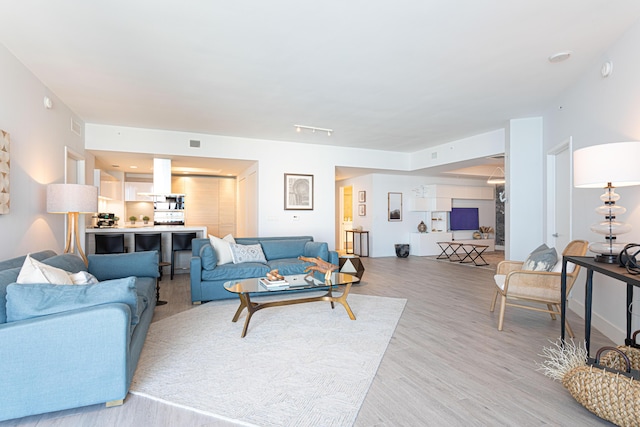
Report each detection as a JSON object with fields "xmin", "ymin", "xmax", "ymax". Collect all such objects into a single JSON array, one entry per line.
[
  {"xmin": 88, "ymin": 251, "xmax": 159, "ymax": 281},
  {"xmin": 200, "ymin": 244, "xmax": 217, "ymax": 270},
  {"xmin": 5, "ymin": 277, "xmax": 140, "ymax": 324}
]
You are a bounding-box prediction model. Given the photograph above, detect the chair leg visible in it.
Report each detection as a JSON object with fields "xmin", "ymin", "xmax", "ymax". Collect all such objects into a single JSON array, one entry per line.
[
  {"xmin": 490, "ymin": 289, "xmax": 499, "ymax": 312},
  {"xmin": 565, "ymin": 319, "xmax": 575, "ymax": 338},
  {"xmin": 497, "ymin": 295, "xmax": 507, "ymax": 331},
  {"xmin": 171, "ymin": 250, "xmax": 175, "ymax": 280},
  {"xmin": 547, "ymin": 304, "xmax": 557, "ymax": 320}
]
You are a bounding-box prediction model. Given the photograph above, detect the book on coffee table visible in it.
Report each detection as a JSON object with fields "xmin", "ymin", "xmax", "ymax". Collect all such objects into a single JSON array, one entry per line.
[{"xmin": 259, "ymin": 278, "xmax": 290, "ymax": 290}]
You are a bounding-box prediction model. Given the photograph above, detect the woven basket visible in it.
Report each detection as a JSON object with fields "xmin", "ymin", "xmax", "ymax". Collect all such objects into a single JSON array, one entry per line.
[
  {"xmin": 600, "ymin": 346, "xmax": 640, "ymax": 372},
  {"xmin": 562, "ymin": 347, "xmax": 640, "ymax": 427}
]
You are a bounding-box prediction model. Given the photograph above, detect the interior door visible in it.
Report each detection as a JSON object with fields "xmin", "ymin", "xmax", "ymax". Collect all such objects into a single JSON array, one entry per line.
[{"xmin": 548, "ymin": 140, "xmax": 572, "ymax": 253}]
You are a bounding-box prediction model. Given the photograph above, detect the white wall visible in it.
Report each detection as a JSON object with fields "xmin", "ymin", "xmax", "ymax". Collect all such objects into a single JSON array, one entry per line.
[
  {"xmin": 544, "ymin": 20, "xmax": 640, "ymax": 342},
  {"xmin": 337, "ymin": 174, "xmax": 495, "ymax": 257},
  {"xmin": 86, "ymin": 124, "xmax": 506, "ymax": 250},
  {"xmin": 506, "ymin": 117, "xmax": 544, "ymax": 260},
  {"xmin": 0, "ymin": 43, "xmax": 86, "ymax": 259}
]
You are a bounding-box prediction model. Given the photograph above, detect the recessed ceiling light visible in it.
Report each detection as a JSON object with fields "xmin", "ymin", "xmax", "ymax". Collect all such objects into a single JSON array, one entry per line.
[
  {"xmin": 548, "ymin": 51, "xmax": 572, "ymax": 63},
  {"xmin": 130, "ymin": 165, "xmax": 138, "ymax": 169}
]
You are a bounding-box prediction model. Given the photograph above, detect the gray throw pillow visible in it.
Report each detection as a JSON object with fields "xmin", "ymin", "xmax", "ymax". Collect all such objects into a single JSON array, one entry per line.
[
  {"xmin": 229, "ymin": 243, "xmax": 267, "ymax": 264},
  {"xmin": 522, "ymin": 244, "xmax": 558, "ymax": 272}
]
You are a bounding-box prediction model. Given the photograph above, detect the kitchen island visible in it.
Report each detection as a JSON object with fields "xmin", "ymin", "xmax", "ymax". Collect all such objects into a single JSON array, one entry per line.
[{"xmin": 85, "ymin": 225, "xmax": 207, "ymax": 275}]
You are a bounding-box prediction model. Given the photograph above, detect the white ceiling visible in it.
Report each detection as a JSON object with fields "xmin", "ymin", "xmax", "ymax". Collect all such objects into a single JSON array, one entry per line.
[{"xmin": 2, "ymin": 1, "xmax": 640, "ymax": 176}]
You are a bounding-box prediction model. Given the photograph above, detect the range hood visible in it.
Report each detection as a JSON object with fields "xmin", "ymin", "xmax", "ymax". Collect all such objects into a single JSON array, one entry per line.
[{"xmin": 152, "ymin": 158, "xmax": 184, "ymax": 196}]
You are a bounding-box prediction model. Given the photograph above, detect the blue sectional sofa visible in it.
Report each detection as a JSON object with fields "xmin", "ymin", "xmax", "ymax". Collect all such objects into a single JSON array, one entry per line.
[
  {"xmin": 190, "ymin": 236, "xmax": 338, "ymax": 303},
  {"xmin": 0, "ymin": 250, "xmax": 159, "ymax": 421}
]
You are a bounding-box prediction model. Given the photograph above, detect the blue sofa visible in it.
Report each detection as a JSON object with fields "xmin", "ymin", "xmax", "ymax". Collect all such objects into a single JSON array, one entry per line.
[
  {"xmin": 190, "ymin": 236, "xmax": 339, "ymax": 303},
  {"xmin": 0, "ymin": 250, "xmax": 159, "ymax": 422}
]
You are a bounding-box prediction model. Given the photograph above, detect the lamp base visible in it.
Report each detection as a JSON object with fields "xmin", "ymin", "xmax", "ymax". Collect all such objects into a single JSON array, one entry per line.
[{"xmin": 594, "ymin": 254, "xmax": 618, "ymax": 264}]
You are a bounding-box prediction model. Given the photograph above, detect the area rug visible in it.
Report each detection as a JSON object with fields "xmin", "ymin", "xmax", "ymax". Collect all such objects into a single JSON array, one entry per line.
[{"xmin": 130, "ymin": 293, "xmax": 406, "ymax": 427}]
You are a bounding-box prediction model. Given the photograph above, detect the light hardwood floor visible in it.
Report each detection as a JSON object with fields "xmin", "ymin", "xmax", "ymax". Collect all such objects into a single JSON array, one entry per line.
[{"xmin": 1, "ymin": 256, "xmax": 615, "ymax": 426}]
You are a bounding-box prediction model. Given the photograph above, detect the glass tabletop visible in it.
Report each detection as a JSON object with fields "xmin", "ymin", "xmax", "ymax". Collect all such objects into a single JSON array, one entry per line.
[{"xmin": 224, "ymin": 272, "xmax": 359, "ymax": 294}]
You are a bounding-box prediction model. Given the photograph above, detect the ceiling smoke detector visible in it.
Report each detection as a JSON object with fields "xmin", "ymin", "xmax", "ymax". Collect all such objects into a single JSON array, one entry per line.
[{"xmin": 548, "ymin": 51, "xmax": 572, "ymax": 63}]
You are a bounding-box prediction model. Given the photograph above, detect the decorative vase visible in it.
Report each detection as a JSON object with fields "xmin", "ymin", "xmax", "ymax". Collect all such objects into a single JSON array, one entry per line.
[
  {"xmin": 417, "ymin": 221, "xmax": 427, "ymax": 233},
  {"xmin": 395, "ymin": 244, "xmax": 410, "ymax": 258}
]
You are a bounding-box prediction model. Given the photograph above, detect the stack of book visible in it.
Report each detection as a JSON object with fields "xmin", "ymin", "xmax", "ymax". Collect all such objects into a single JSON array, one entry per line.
[{"xmin": 259, "ymin": 277, "xmax": 290, "ymax": 291}]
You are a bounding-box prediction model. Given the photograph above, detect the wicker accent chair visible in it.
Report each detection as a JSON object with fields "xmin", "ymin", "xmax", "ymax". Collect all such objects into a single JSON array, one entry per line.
[{"xmin": 489, "ymin": 240, "xmax": 589, "ymax": 336}]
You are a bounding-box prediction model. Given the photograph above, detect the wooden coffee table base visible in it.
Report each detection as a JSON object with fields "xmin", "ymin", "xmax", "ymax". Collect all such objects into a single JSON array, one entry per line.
[{"xmin": 231, "ymin": 282, "xmax": 356, "ymax": 337}]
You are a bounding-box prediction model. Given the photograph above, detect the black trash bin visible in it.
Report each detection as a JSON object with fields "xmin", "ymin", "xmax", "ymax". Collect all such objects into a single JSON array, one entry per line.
[{"xmin": 395, "ymin": 244, "xmax": 410, "ymax": 258}]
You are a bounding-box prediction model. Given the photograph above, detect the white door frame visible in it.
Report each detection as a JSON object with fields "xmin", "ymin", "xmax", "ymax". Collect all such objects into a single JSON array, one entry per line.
[{"xmin": 546, "ymin": 137, "xmax": 573, "ymax": 249}]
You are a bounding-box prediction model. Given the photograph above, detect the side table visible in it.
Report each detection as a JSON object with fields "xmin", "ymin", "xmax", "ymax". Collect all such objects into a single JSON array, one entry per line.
[{"xmin": 339, "ymin": 255, "xmax": 365, "ymax": 279}]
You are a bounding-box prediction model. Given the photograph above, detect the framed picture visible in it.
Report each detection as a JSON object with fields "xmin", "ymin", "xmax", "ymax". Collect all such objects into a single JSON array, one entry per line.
[
  {"xmin": 358, "ymin": 190, "xmax": 366, "ymax": 203},
  {"xmin": 284, "ymin": 173, "xmax": 314, "ymax": 210},
  {"xmin": 388, "ymin": 192, "xmax": 402, "ymax": 221},
  {"xmin": 358, "ymin": 204, "xmax": 366, "ymax": 216}
]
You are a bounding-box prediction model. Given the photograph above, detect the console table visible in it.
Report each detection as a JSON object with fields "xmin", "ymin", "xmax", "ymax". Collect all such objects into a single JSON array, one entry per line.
[
  {"xmin": 561, "ymin": 255, "xmax": 640, "ymax": 355},
  {"xmin": 345, "ymin": 230, "xmax": 369, "ymax": 257}
]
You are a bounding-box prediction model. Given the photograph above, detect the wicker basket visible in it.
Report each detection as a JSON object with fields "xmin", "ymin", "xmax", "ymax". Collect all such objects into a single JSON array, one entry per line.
[
  {"xmin": 600, "ymin": 331, "xmax": 640, "ymax": 372},
  {"xmin": 562, "ymin": 347, "xmax": 640, "ymax": 427}
]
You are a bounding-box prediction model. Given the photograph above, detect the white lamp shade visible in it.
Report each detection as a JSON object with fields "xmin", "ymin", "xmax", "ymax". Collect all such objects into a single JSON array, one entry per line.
[
  {"xmin": 47, "ymin": 184, "xmax": 98, "ymax": 213},
  {"xmin": 574, "ymin": 141, "xmax": 640, "ymax": 188}
]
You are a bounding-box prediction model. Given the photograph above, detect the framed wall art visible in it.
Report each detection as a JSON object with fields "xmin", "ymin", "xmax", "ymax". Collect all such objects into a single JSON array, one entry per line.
[
  {"xmin": 388, "ymin": 192, "xmax": 402, "ymax": 221},
  {"xmin": 358, "ymin": 204, "xmax": 366, "ymax": 216},
  {"xmin": 284, "ymin": 173, "xmax": 314, "ymax": 210},
  {"xmin": 358, "ymin": 190, "xmax": 366, "ymax": 203}
]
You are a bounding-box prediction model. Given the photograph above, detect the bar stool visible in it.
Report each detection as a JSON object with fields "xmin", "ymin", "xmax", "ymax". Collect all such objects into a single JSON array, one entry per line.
[
  {"xmin": 171, "ymin": 232, "xmax": 197, "ymax": 280},
  {"xmin": 95, "ymin": 234, "xmax": 126, "ymax": 254},
  {"xmin": 135, "ymin": 233, "xmax": 171, "ymax": 305}
]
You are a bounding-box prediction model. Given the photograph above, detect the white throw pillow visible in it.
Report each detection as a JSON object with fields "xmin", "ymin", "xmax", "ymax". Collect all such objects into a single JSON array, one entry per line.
[
  {"xmin": 551, "ymin": 260, "xmax": 576, "ymax": 274},
  {"xmin": 209, "ymin": 234, "xmax": 236, "ymax": 265},
  {"xmin": 228, "ymin": 243, "xmax": 267, "ymax": 264},
  {"xmin": 69, "ymin": 271, "xmax": 100, "ymax": 285},
  {"xmin": 17, "ymin": 254, "xmax": 73, "ymax": 285}
]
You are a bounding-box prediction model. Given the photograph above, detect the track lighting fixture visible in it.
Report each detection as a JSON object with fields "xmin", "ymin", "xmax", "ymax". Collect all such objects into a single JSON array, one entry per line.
[{"xmin": 294, "ymin": 125, "xmax": 333, "ymax": 136}]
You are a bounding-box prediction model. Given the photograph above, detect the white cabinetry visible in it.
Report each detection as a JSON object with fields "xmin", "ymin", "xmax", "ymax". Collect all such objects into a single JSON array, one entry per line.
[
  {"xmin": 125, "ymin": 182, "xmax": 154, "ymax": 201},
  {"xmin": 94, "ymin": 169, "xmax": 122, "ymax": 200},
  {"xmin": 429, "ymin": 211, "xmax": 448, "ymax": 233},
  {"xmin": 410, "ymin": 232, "xmax": 453, "ymax": 256}
]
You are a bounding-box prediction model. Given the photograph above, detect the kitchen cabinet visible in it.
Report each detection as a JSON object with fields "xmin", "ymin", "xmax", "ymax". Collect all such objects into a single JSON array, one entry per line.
[
  {"xmin": 172, "ymin": 176, "xmax": 236, "ymax": 236},
  {"xmin": 125, "ymin": 181, "xmax": 154, "ymax": 201},
  {"xmin": 94, "ymin": 169, "xmax": 122, "ymax": 200}
]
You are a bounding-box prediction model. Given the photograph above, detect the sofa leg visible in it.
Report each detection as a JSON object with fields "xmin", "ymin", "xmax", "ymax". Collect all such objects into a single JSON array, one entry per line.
[{"xmin": 106, "ymin": 399, "xmax": 124, "ymax": 408}]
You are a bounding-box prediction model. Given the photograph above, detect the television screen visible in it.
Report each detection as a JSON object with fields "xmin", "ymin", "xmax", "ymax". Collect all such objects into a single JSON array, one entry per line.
[{"xmin": 449, "ymin": 207, "xmax": 479, "ymax": 231}]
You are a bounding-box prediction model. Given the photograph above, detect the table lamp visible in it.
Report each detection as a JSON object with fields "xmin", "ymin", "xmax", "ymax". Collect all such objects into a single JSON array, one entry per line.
[
  {"xmin": 574, "ymin": 141, "xmax": 640, "ymax": 263},
  {"xmin": 47, "ymin": 183, "xmax": 98, "ymax": 264}
]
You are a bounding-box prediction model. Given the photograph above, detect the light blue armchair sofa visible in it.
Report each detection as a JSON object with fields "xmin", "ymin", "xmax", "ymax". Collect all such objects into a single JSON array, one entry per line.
[
  {"xmin": 0, "ymin": 250, "xmax": 159, "ymax": 421},
  {"xmin": 190, "ymin": 236, "xmax": 339, "ymax": 303}
]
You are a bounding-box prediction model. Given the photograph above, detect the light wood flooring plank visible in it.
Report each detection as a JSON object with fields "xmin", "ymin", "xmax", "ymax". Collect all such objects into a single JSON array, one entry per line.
[{"xmin": 0, "ymin": 257, "xmax": 616, "ymax": 426}]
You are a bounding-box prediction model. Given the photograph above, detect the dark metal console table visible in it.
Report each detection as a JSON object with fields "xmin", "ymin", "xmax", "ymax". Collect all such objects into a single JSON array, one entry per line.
[
  {"xmin": 345, "ymin": 230, "xmax": 369, "ymax": 257},
  {"xmin": 561, "ymin": 255, "xmax": 640, "ymax": 355}
]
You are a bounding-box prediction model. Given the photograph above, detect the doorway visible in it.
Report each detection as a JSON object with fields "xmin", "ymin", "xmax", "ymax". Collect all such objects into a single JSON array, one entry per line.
[
  {"xmin": 547, "ymin": 138, "xmax": 572, "ymax": 252},
  {"xmin": 339, "ymin": 185, "xmax": 353, "ymax": 252}
]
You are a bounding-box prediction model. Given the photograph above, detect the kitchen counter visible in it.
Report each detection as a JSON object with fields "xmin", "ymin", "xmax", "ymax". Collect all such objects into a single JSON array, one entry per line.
[
  {"xmin": 85, "ymin": 226, "xmax": 208, "ymax": 275},
  {"xmin": 86, "ymin": 225, "xmax": 207, "ymax": 233}
]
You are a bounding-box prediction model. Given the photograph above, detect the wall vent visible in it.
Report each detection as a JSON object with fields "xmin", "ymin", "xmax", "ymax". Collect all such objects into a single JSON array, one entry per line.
[
  {"xmin": 70, "ymin": 118, "xmax": 82, "ymax": 136},
  {"xmin": 190, "ymin": 139, "xmax": 201, "ymax": 148}
]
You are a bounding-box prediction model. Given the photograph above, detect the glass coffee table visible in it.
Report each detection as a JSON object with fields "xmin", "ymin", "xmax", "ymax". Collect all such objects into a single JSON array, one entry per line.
[{"xmin": 224, "ymin": 272, "xmax": 360, "ymax": 337}]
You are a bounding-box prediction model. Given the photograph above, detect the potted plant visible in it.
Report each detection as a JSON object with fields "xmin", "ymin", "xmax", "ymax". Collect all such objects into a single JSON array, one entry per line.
[
  {"xmin": 143, "ymin": 215, "xmax": 150, "ymax": 225},
  {"xmin": 129, "ymin": 215, "xmax": 137, "ymax": 225}
]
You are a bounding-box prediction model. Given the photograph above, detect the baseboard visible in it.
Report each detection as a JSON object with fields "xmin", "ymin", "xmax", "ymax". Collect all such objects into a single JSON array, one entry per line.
[{"xmin": 568, "ymin": 298, "xmax": 626, "ymax": 344}]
